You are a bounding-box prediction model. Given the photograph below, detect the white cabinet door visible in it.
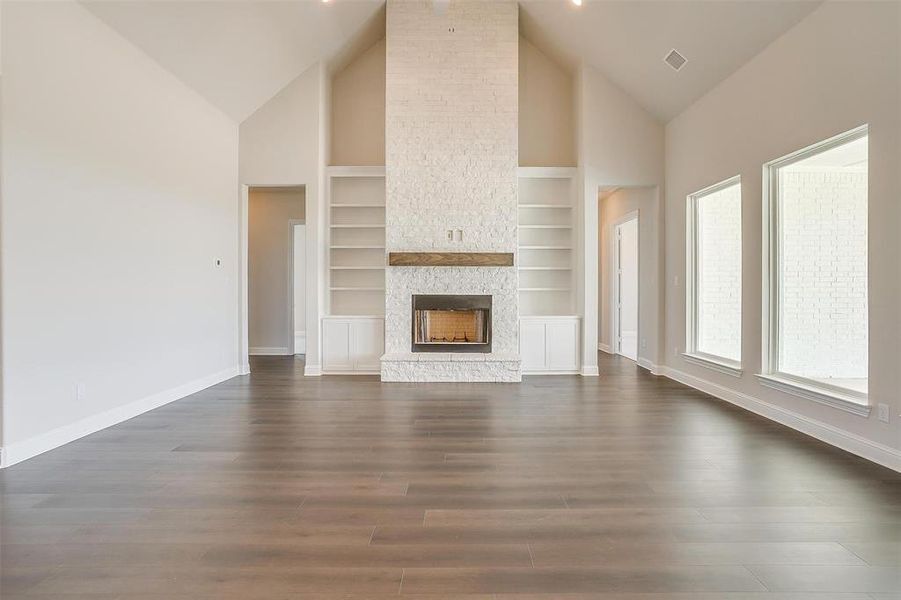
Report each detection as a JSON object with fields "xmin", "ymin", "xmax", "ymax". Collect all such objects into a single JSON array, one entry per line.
[
  {"xmin": 352, "ymin": 319, "xmax": 384, "ymax": 371},
  {"xmin": 546, "ymin": 320, "xmax": 579, "ymax": 371},
  {"xmin": 520, "ymin": 320, "xmax": 548, "ymax": 371},
  {"xmin": 322, "ymin": 319, "xmax": 353, "ymax": 371}
]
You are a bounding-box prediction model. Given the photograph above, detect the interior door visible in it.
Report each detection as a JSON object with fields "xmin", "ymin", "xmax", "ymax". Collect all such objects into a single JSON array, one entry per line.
[{"xmin": 615, "ymin": 218, "xmax": 639, "ymax": 361}]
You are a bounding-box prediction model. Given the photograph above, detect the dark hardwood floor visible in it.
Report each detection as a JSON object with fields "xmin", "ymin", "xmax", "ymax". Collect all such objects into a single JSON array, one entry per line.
[{"xmin": 2, "ymin": 353, "xmax": 900, "ymax": 598}]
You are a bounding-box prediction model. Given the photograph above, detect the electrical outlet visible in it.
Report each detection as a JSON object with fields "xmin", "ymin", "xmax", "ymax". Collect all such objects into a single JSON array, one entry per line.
[
  {"xmin": 446, "ymin": 229, "xmax": 454, "ymax": 241},
  {"xmin": 75, "ymin": 382, "xmax": 87, "ymax": 402},
  {"xmin": 673, "ymin": 275, "xmax": 679, "ymax": 287},
  {"xmin": 877, "ymin": 403, "xmax": 890, "ymax": 423}
]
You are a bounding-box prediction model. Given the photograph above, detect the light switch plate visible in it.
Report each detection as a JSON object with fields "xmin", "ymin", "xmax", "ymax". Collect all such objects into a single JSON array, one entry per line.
[{"xmin": 877, "ymin": 403, "xmax": 890, "ymax": 423}]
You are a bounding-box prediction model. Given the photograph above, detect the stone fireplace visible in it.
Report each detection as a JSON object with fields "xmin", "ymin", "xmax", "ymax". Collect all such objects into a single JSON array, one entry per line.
[{"xmin": 380, "ymin": 0, "xmax": 520, "ymax": 382}]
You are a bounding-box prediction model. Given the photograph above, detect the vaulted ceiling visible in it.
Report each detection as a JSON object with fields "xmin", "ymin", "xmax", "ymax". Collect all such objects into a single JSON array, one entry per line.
[
  {"xmin": 82, "ymin": 0, "xmax": 384, "ymax": 122},
  {"xmin": 519, "ymin": 0, "xmax": 821, "ymax": 121},
  {"xmin": 83, "ymin": 0, "xmax": 822, "ymax": 124}
]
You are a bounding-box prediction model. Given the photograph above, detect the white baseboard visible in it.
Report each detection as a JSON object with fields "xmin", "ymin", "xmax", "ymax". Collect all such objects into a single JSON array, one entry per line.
[
  {"xmin": 293, "ymin": 331, "xmax": 306, "ymax": 354},
  {"xmin": 523, "ymin": 370, "xmax": 581, "ymax": 376},
  {"xmin": 661, "ymin": 366, "xmax": 901, "ymax": 473},
  {"xmin": 304, "ymin": 364, "xmax": 322, "ymax": 377},
  {"xmin": 0, "ymin": 366, "xmax": 240, "ymax": 469},
  {"xmin": 249, "ymin": 347, "xmax": 289, "ymax": 356},
  {"xmin": 637, "ymin": 357, "xmax": 662, "ymax": 375},
  {"xmin": 580, "ymin": 366, "xmax": 599, "ymax": 376},
  {"xmin": 322, "ymin": 370, "xmax": 380, "ymax": 375},
  {"xmin": 598, "ymin": 343, "xmax": 612, "ymax": 354},
  {"xmin": 239, "ymin": 363, "xmax": 251, "ymax": 376}
]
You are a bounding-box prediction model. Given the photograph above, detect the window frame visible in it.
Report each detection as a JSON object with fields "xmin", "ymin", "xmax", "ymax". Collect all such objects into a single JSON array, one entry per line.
[
  {"xmin": 684, "ymin": 175, "xmax": 743, "ymax": 377},
  {"xmin": 760, "ymin": 124, "xmax": 870, "ymax": 416}
]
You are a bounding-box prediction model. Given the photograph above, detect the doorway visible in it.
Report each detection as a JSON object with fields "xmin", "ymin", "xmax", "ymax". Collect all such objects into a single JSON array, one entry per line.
[
  {"xmin": 247, "ymin": 186, "xmax": 305, "ymax": 356},
  {"xmin": 613, "ymin": 215, "xmax": 639, "ymax": 361}
]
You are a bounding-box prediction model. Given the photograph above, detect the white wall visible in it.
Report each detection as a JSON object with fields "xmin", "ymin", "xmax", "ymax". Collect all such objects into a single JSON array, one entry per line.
[
  {"xmin": 664, "ymin": 1, "xmax": 901, "ymax": 463},
  {"xmin": 578, "ymin": 65, "xmax": 664, "ymax": 374},
  {"xmin": 331, "ymin": 39, "xmax": 385, "ymax": 166},
  {"xmin": 0, "ymin": 1, "xmax": 240, "ymax": 466},
  {"xmin": 519, "ymin": 37, "xmax": 575, "ymax": 167},
  {"xmin": 248, "ymin": 187, "xmax": 305, "ymax": 354},
  {"xmin": 240, "ymin": 63, "xmax": 325, "ymax": 374},
  {"xmin": 598, "ymin": 187, "xmax": 659, "ymax": 367}
]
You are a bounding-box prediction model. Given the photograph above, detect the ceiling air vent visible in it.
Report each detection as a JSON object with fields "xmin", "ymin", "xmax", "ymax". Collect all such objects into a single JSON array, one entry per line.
[{"xmin": 664, "ymin": 49, "xmax": 687, "ymax": 72}]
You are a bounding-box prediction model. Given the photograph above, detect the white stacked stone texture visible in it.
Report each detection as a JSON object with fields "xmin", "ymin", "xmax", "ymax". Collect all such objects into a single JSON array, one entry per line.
[{"xmin": 382, "ymin": 0, "xmax": 520, "ymax": 381}]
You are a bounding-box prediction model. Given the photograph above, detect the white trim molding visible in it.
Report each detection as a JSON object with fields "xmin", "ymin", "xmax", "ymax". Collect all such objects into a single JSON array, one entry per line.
[
  {"xmin": 682, "ymin": 352, "xmax": 743, "ymax": 377},
  {"xmin": 756, "ymin": 374, "xmax": 871, "ymax": 417},
  {"xmin": 598, "ymin": 342, "xmax": 612, "ymax": 354},
  {"xmin": 0, "ymin": 366, "xmax": 240, "ymax": 468},
  {"xmin": 637, "ymin": 357, "xmax": 662, "ymax": 375},
  {"xmin": 293, "ymin": 331, "xmax": 306, "ymax": 354},
  {"xmin": 304, "ymin": 363, "xmax": 322, "ymax": 377},
  {"xmin": 580, "ymin": 366, "xmax": 599, "ymax": 377},
  {"xmin": 662, "ymin": 366, "xmax": 899, "ymax": 473},
  {"xmin": 249, "ymin": 347, "xmax": 290, "ymax": 356}
]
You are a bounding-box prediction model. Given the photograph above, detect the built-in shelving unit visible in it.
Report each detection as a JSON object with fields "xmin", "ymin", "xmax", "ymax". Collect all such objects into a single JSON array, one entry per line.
[
  {"xmin": 517, "ymin": 167, "xmax": 577, "ymax": 317},
  {"xmin": 327, "ymin": 167, "xmax": 386, "ymax": 316}
]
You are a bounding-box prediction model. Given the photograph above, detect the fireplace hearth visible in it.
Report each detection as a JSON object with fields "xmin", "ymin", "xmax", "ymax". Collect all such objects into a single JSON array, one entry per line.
[{"xmin": 412, "ymin": 295, "xmax": 491, "ymax": 353}]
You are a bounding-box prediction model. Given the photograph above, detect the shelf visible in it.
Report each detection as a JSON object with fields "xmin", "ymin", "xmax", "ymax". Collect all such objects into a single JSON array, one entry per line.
[
  {"xmin": 328, "ymin": 172, "xmax": 386, "ymax": 318},
  {"xmin": 517, "ymin": 166, "xmax": 577, "ymax": 178},
  {"xmin": 327, "ymin": 165, "xmax": 386, "ymax": 177},
  {"xmin": 326, "ymin": 314, "xmax": 385, "ymax": 319},
  {"xmin": 519, "ymin": 267, "xmax": 572, "ymax": 271},
  {"xmin": 329, "ymin": 266, "xmax": 384, "ymax": 270},
  {"xmin": 519, "ymin": 204, "xmax": 573, "ymax": 208}
]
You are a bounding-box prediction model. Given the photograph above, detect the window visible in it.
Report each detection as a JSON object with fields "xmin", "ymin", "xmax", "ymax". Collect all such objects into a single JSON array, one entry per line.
[
  {"xmin": 686, "ymin": 176, "xmax": 742, "ymax": 374},
  {"xmin": 762, "ymin": 125, "xmax": 868, "ymax": 411}
]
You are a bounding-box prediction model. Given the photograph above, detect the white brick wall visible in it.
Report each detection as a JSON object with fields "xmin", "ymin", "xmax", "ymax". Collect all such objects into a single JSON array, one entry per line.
[
  {"xmin": 778, "ymin": 168, "xmax": 868, "ymax": 380},
  {"xmin": 383, "ymin": 0, "xmax": 520, "ymax": 379},
  {"xmin": 695, "ymin": 183, "xmax": 742, "ymax": 362}
]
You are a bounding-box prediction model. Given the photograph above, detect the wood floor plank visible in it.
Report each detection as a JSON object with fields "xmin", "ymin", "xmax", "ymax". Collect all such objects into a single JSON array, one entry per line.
[
  {"xmin": 748, "ymin": 565, "xmax": 901, "ymax": 593},
  {"xmin": 528, "ymin": 541, "xmax": 867, "ymax": 567},
  {"xmin": 2, "ymin": 353, "xmax": 899, "ymax": 598},
  {"xmin": 398, "ymin": 565, "xmax": 767, "ymax": 594}
]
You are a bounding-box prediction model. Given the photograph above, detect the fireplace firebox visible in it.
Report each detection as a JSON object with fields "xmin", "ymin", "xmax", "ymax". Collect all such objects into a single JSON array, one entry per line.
[{"xmin": 411, "ymin": 295, "xmax": 491, "ymax": 353}]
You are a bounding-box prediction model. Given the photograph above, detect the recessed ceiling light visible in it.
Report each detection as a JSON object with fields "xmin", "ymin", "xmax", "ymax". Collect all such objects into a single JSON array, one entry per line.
[{"xmin": 572, "ymin": 0, "xmax": 582, "ymax": 6}]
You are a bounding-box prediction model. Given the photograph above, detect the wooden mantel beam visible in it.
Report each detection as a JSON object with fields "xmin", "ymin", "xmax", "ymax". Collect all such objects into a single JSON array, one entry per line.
[{"xmin": 388, "ymin": 252, "xmax": 514, "ymax": 267}]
